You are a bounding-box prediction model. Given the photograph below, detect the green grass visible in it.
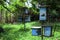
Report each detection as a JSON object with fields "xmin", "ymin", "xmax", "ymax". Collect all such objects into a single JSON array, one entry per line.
[{"xmin": 0, "ymin": 21, "xmax": 60, "ymax": 40}]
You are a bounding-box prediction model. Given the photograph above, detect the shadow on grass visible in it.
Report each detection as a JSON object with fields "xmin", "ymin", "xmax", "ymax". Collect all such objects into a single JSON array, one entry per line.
[
  {"xmin": 18, "ymin": 28, "xmax": 30, "ymax": 32},
  {"xmin": 31, "ymin": 21, "xmax": 41, "ymax": 26},
  {"xmin": 0, "ymin": 28, "xmax": 31, "ymax": 40},
  {"xmin": 55, "ymin": 25, "xmax": 60, "ymax": 32}
]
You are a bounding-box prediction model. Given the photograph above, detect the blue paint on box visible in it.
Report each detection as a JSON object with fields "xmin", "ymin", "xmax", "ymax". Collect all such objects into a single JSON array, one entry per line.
[
  {"xmin": 32, "ymin": 28, "xmax": 41, "ymax": 36},
  {"xmin": 32, "ymin": 29, "xmax": 38, "ymax": 36},
  {"xmin": 18, "ymin": 17, "xmax": 22, "ymax": 22},
  {"xmin": 44, "ymin": 26, "xmax": 51, "ymax": 36},
  {"xmin": 25, "ymin": 16, "xmax": 30, "ymax": 22},
  {"xmin": 39, "ymin": 7, "xmax": 46, "ymax": 21},
  {"xmin": 18, "ymin": 16, "xmax": 30, "ymax": 22}
]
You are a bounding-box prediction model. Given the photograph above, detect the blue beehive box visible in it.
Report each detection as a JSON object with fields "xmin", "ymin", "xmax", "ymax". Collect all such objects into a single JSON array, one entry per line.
[
  {"xmin": 43, "ymin": 26, "xmax": 52, "ymax": 37},
  {"xmin": 25, "ymin": 16, "xmax": 30, "ymax": 22},
  {"xmin": 39, "ymin": 7, "xmax": 46, "ymax": 21},
  {"xmin": 25, "ymin": 9, "xmax": 28, "ymax": 14},
  {"xmin": 18, "ymin": 15, "xmax": 30, "ymax": 22},
  {"xmin": 31, "ymin": 26, "xmax": 41, "ymax": 36},
  {"xmin": 18, "ymin": 17, "xmax": 22, "ymax": 22}
]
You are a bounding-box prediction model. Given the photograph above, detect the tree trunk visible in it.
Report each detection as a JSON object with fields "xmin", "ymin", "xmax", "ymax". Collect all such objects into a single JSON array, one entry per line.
[
  {"xmin": 0, "ymin": 6, "xmax": 2, "ymax": 23},
  {"xmin": 5, "ymin": 11, "xmax": 8, "ymax": 23}
]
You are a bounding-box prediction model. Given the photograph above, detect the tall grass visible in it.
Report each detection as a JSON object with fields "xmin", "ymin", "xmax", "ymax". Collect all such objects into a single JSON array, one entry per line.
[{"xmin": 0, "ymin": 22, "xmax": 60, "ymax": 40}]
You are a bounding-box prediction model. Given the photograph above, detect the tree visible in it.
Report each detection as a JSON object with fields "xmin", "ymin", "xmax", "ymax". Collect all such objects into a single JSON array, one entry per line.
[{"xmin": 0, "ymin": 0, "xmax": 60, "ymax": 22}]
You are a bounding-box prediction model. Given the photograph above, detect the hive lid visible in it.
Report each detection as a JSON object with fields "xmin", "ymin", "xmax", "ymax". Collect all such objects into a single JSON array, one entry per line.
[
  {"xmin": 39, "ymin": 5, "xmax": 51, "ymax": 7},
  {"xmin": 31, "ymin": 26, "xmax": 41, "ymax": 29}
]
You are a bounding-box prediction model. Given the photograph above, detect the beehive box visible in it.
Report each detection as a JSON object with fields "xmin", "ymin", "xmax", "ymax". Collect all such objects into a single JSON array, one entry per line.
[
  {"xmin": 18, "ymin": 16, "xmax": 30, "ymax": 22},
  {"xmin": 39, "ymin": 7, "xmax": 46, "ymax": 21},
  {"xmin": 43, "ymin": 26, "xmax": 52, "ymax": 37},
  {"xmin": 31, "ymin": 26, "xmax": 41, "ymax": 36}
]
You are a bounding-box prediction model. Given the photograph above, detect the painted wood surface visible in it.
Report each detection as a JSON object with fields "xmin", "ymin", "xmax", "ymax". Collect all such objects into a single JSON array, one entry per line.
[{"xmin": 39, "ymin": 7, "xmax": 46, "ymax": 21}]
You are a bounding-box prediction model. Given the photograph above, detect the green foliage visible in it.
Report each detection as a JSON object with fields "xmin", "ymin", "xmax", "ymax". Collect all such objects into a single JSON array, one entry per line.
[
  {"xmin": 0, "ymin": 22, "xmax": 60, "ymax": 40},
  {"xmin": 0, "ymin": 0, "xmax": 60, "ymax": 18}
]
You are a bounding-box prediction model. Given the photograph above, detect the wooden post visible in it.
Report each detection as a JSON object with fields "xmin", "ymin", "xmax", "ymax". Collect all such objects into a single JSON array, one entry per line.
[
  {"xmin": 41, "ymin": 25, "xmax": 43, "ymax": 40},
  {"xmin": 41, "ymin": 21, "xmax": 44, "ymax": 40},
  {"xmin": 23, "ymin": 16, "xmax": 26, "ymax": 31},
  {"xmin": 23, "ymin": 14, "xmax": 26, "ymax": 31}
]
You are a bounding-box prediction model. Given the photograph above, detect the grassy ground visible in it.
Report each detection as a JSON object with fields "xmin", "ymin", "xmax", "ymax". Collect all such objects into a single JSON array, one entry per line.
[{"xmin": 0, "ymin": 21, "xmax": 60, "ymax": 40}]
